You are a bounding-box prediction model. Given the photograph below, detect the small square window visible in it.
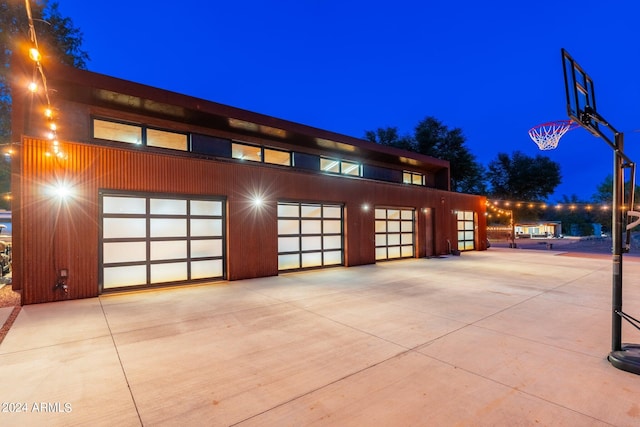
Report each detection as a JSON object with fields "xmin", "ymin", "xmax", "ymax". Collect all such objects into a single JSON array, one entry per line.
[
  {"xmin": 264, "ymin": 148, "xmax": 291, "ymax": 166},
  {"xmin": 232, "ymin": 143, "xmax": 262, "ymax": 162}
]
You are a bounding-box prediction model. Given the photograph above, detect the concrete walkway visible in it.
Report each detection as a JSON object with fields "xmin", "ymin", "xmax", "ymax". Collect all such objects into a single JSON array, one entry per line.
[{"xmin": 1, "ymin": 248, "xmax": 640, "ymax": 426}]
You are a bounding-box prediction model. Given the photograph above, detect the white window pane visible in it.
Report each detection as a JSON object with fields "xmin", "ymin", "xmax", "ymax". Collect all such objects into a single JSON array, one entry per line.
[
  {"xmin": 232, "ymin": 143, "xmax": 262, "ymax": 162},
  {"xmin": 458, "ymin": 241, "xmax": 465, "ymax": 251},
  {"xmin": 103, "ymin": 242, "xmax": 146, "ymax": 263},
  {"xmin": 401, "ymin": 221, "xmax": 413, "ymax": 232},
  {"xmin": 103, "ymin": 196, "xmax": 146, "ymax": 214},
  {"xmin": 401, "ymin": 210, "xmax": 413, "ymax": 220},
  {"xmin": 321, "ymin": 158, "xmax": 340, "ymax": 173},
  {"xmin": 341, "ymin": 161, "xmax": 360, "ymax": 176},
  {"xmin": 465, "ymin": 241, "xmax": 475, "ymax": 250},
  {"xmin": 103, "ymin": 218, "xmax": 146, "ymax": 239},
  {"xmin": 375, "ymin": 247, "xmax": 388, "ymax": 260},
  {"xmin": 147, "ymin": 128, "xmax": 188, "ymax": 151},
  {"xmin": 150, "ymin": 240, "xmax": 187, "ymax": 261},
  {"xmin": 191, "ymin": 200, "xmax": 222, "ymax": 216},
  {"xmin": 323, "ymin": 250, "xmax": 342, "ymax": 265},
  {"xmin": 457, "ymin": 211, "xmax": 464, "ymax": 220},
  {"xmin": 191, "ymin": 219, "xmax": 222, "ymax": 237},
  {"xmin": 323, "ymin": 206, "xmax": 342, "ymax": 218},
  {"xmin": 278, "ymin": 219, "xmax": 299, "ymax": 235},
  {"xmin": 150, "ymin": 262, "xmax": 188, "ymax": 283},
  {"xmin": 302, "ymin": 236, "xmax": 322, "ymax": 251},
  {"xmin": 388, "ymin": 221, "xmax": 400, "ymax": 233},
  {"xmin": 388, "ymin": 234, "xmax": 400, "ymax": 246},
  {"xmin": 191, "ymin": 259, "xmax": 223, "ymax": 279},
  {"xmin": 323, "ymin": 220, "xmax": 342, "ymax": 234},
  {"xmin": 412, "ymin": 174, "xmax": 423, "ymax": 185},
  {"xmin": 150, "ymin": 198, "xmax": 186, "ymax": 215},
  {"xmin": 403, "ymin": 172, "xmax": 411, "ymax": 184},
  {"xmin": 375, "ymin": 220, "xmax": 387, "ymax": 233},
  {"xmin": 301, "ymin": 220, "xmax": 321, "ymax": 234},
  {"xmin": 388, "ymin": 210, "xmax": 400, "ymax": 220},
  {"xmin": 150, "ymin": 218, "xmax": 186, "ymax": 238},
  {"xmin": 302, "ymin": 252, "xmax": 322, "ymax": 268},
  {"xmin": 375, "ymin": 209, "xmax": 386, "ymax": 219},
  {"xmin": 278, "ymin": 237, "xmax": 299, "ymax": 252},
  {"xmin": 401, "ymin": 233, "xmax": 413, "ymax": 245},
  {"xmin": 278, "ymin": 254, "xmax": 300, "ymax": 270},
  {"xmin": 301, "ymin": 205, "xmax": 322, "ymax": 218},
  {"xmin": 401, "ymin": 245, "xmax": 414, "ymax": 257},
  {"xmin": 375, "ymin": 234, "xmax": 387, "ymax": 246},
  {"xmin": 94, "ymin": 119, "xmax": 141, "ymax": 144},
  {"xmin": 103, "ymin": 265, "xmax": 146, "ymax": 289},
  {"xmin": 458, "ymin": 231, "xmax": 465, "ymax": 240},
  {"xmin": 465, "ymin": 211, "xmax": 474, "ymax": 220},
  {"xmin": 277, "ymin": 203, "xmax": 299, "ymax": 217},
  {"xmin": 388, "ymin": 247, "xmax": 401, "ymax": 258},
  {"xmin": 464, "ymin": 231, "xmax": 474, "ymax": 240},
  {"xmin": 191, "ymin": 239, "xmax": 223, "ymax": 258},
  {"xmin": 323, "ymin": 235, "xmax": 342, "ymax": 250},
  {"xmin": 465, "ymin": 222, "xmax": 474, "ymax": 230}
]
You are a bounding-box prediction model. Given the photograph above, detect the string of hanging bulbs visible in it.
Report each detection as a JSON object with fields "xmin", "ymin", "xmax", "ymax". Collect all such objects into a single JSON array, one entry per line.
[
  {"xmin": 24, "ymin": 0, "xmax": 64, "ymax": 159},
  {"xmin": 485, "ymin": 199, "xmax": 639, "ymax": 212}
]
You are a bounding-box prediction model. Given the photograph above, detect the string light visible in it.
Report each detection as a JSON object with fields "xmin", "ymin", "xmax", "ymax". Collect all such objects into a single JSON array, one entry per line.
[
  {"xmin": 24, "ymin": 0, "xmax": 64, "ymax": 159},
  {"xmin": 487, "ymin": 199, "xmax": 631, "ymax": 212}
]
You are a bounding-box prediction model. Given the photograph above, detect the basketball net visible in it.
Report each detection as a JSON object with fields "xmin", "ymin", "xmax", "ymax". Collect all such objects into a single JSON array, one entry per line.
[{"xmin": 528, "ymin": 120, "xmax": 579, "ymax": 150}]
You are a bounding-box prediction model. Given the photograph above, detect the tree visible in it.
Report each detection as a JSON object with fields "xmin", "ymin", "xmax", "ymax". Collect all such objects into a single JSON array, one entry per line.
[
  {"xmin": 487, "ymin": 151, "xmax": 561, "ymax": 201},
  {"xmin": 365, "ymin": 117, "xmax": 487, "ymax": 194},
  {"xmin": 0, "ymin": 0, "xmax": 88, "ymax": 209}
]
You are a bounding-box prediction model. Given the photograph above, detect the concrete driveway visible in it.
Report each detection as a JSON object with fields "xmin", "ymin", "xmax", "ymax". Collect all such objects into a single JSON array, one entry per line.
[{"xmin": 1, "ymin": 248, "xmax": 640, "ymax": 426}]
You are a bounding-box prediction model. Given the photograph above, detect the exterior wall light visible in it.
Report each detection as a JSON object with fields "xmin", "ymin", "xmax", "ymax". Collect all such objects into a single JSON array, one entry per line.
[
  {"xmin": 252, "ymin": 197, "xmax": 263, "ymax": 207},
  {"xmin": 362, "ymin": 203, "xmax": 370, "ymax": 211}
]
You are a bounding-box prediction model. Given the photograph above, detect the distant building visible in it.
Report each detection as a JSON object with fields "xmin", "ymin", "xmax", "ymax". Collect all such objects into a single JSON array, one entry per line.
[{"xmin": 11, "ymin": 57, "xmax": 487, "ymax": 305}]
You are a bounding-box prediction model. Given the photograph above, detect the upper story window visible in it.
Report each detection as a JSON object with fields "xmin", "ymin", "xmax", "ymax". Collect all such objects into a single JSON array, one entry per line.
[
  {"xmin": 320, "ymin": 157, "xmax": 361, "ymax": 177},
  {"xmin": 94, "ymin": 119, "xmax": 142, "ymax": 145},
  {"xmin": 232, "ymin": 142, "xmax": 291, "ymax": 166},
  {"xmin": 93, "ymin": 118, "xmax": 188, "ymax": 151},
  {"xmin": 403, "ymin": 171, "xmax": 424, "ymax": 186}
]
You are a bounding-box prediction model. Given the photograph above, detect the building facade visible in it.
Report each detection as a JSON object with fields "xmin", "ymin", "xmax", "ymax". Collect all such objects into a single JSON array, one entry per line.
[{"xmin": 11, "ymin": 58, "xmax": 487, "ymax": 305}]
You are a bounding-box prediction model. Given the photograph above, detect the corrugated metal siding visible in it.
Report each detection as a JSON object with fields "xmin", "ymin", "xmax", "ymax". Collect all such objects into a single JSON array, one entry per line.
[{"xmin": 14, "ymin": 137, "xmax": 486, "ymax": 305}]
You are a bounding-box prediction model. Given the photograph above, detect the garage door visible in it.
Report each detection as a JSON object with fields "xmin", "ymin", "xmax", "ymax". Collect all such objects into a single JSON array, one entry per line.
[
  {"xmin": 101, "ymin": 193, "xmax": 225, "ymax": 290},
  {"xmin": 375, "ymin": 208, "xmax": 415, "ymax": 260},
  {"xmin": 277, "ymin": 202, "xmax": 343, "ymax": 271}
]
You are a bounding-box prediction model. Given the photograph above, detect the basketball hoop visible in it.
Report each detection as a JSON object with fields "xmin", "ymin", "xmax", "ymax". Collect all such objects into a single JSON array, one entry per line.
[{"xmin": 528, "ymin": 120, "xmax": 579, "ymax": 150}]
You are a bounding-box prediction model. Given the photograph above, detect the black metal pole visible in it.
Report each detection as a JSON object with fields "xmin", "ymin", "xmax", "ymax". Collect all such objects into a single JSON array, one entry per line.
[{"xmin": 612, "ymin": 132, "xmax": 624, "ymax": 352}]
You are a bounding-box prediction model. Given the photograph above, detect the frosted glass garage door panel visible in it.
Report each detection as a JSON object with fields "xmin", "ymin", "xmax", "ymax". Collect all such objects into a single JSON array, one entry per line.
[
  {"xmin": 401, "ymin": 233, "xmax": 413, "ymax": 244},
  {"xmin": 388, "ymin": 234, "xmax": 400, "ymax": 246},
  {"xmin": 103, "ymin": 196, "xmax": 146, "ymax": 214},
  {"xmin": 388, "ymin": 210, "xmax": 400, "ymax": 220},
  {"xmin": 323, "ymin": 220, "xmax": 341, "ymax": 234},
  {"xmin": 103, "ymin": 242, "xmax": 146, "ymax": 263},
  {"xmin": 277, "ymin": 204, "xmax": 299, "ymax": 217},
  {"xmin": 151, "ymin": 262, "xmax": 188, "ymax": 283},
  {"xmin": 191, "ymin": 259, "xmax": 223, "ymax": 279},
  {"xmin": 301, "ymin": 252, "xmax": 322, "ymax": 268},
  {"xmin": 375, "ymin": 221, "xmax": 386, "ymax": 233},
  {"xmin": 278, "ymin": 254, "xmax": 300, "ymax": 270},
  {"xmin": 401, "ymin": 210, "xmax": 413, "ymax": 220},
  {"xmin": 103, "ymin": 265, "xmax": 146, "ymax": 289},
  {"xmin": 375, "ymin": 247, "xmax": 387, "ymax": 260},
  {"xmin": 375, "ymin": 234, "xmax": 387, "ymax": 246},
  {"xmin": 103, "ymin": 218, "xmax": 146, "ymax": 238},
  {"xmin": 150, "ymin": 198, "xmax": 186, "ymax": 215},
  {"xmin": 278, "ymin": 237, "xmax": 299, "ymax": 252},
  {"xmin": 375, "ymin": 209, "xmax": 386, "ymax": 219},
  {"xmin": 323, "ymin": 251, "xmax": 342, "ymax": 265},
  {"xmin": 191, "ymin": 240, "xmax": 223, "ymax": 258},
  {"xmin": 401, "ymin": 221, "xmax": 413, "ymax": 232},
  {"xmin": 150, "ymin": 218, "xmax": 186, "ymax": 237},
  {"xmin": 301, "ymin": 205, "xmax": 322, "ymax": 218},
  {"xmin": 323, "ymin": 206, "xmax": 342, "ymax": 218},
  {"xmin": 387, "ymin": 221, "xmax": 400, "ymax": 233},
  {"xmin": 191, "ymin": 200, "xmax": 222, "ymax": 216},
  {"xmin": 278, "ymin": 220, "xmax": 299, "ymax": 235},
  {"xmin": 302, "ymin": 236, "xmax": 322, "ymax": 251},
  {"xmin": 401, "ymin": 245, "xmax": 414, "ymax": 257},
  {"xmin": 323, "ymin": 235, "xmax": 342, "ymax": 250},
  {"xmin": 150, "ymin": 240, "xmax": 187, "ymax": 261},
  {"xmin": 191, "ymin": 219, "xmax": 222, "ymax": 237},
  {"xmin": 301, "ymin": 220, "xmax": 321, "ymax": 234}
]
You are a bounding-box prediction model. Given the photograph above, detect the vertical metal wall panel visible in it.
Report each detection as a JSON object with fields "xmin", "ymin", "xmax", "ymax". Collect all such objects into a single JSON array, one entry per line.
[{"xmin": 14, "ymin": 137, "xmax": 486, "ymax": 305}]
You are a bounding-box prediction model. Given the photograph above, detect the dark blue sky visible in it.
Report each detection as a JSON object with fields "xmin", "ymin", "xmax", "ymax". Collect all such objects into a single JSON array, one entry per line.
[{"xmin": 57, "ymin": 0, "xmax": 640, "ymax": 201}]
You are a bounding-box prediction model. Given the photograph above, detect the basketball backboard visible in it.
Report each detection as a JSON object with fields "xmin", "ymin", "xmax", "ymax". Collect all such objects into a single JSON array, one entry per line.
[{"xmin": 561, "ymin": 48, "xmax": 599, "ymax": 136}]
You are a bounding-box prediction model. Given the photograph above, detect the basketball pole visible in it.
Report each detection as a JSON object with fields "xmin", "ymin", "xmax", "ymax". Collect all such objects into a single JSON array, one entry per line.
[{"xmin": 611, "ymin": 132, "xmax": 624, "ymax": 353}]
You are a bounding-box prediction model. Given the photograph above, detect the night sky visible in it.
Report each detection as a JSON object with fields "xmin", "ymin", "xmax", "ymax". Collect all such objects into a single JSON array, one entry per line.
[{"xmin": 55, "ymin": 0, "xmax": 640, "ymax": 201}]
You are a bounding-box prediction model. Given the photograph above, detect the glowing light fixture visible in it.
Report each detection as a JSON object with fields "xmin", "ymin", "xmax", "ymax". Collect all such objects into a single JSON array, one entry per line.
[
  {"xmin": 29, "ymin": 47, "xmax": 41, "ymax": 62},
  {"xmin": 28, "ymin": 81, "xmax": 38, "ymax": 92}
]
